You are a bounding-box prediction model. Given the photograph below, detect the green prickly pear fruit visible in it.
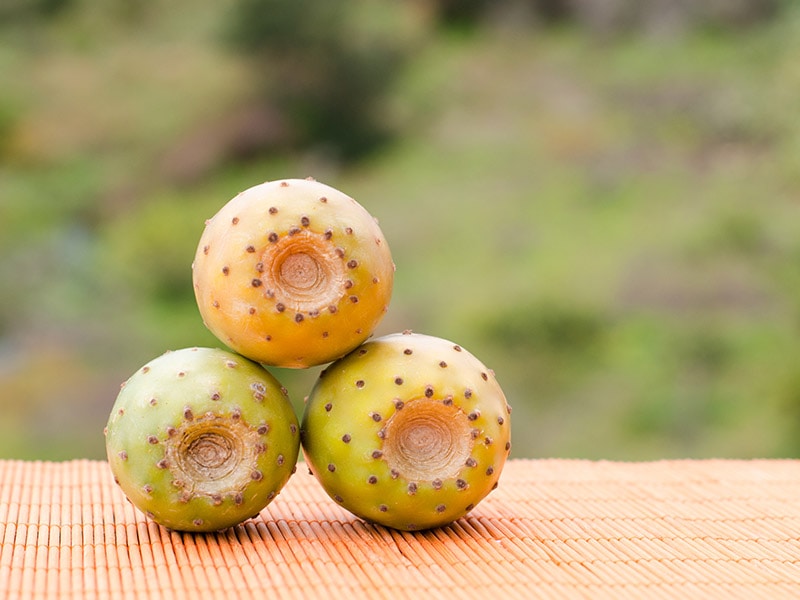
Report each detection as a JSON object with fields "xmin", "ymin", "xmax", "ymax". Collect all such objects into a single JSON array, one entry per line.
[
  {"xmin": 300, "ymin": 331, "xmax": 512, "ymax": 531},
  {"xmin": 104, "ymin": 347, "xmax": 300, "ymax": 532},
  {"xmin": 192, "ymin": 177, "xmax": 395, "ymax": 369}
]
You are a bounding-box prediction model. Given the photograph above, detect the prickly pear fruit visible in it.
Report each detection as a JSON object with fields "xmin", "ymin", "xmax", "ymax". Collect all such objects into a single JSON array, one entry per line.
[
  {"xmin": 300, "ymin": 331, "xmax": 511, "ymax": 531},
  {"xmin": 192, "ymin": 177, "xmax": 394, "ymax": 368},
  {"xmin": 105, "ymin": 347, "xmax": 300, "ymax": 532}
]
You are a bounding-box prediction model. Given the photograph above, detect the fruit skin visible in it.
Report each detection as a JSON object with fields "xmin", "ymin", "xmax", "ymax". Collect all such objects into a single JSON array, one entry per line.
[
  {"xmin": 192, "ymin": 177, "xmax": 394, "ymax": 368},
  {"xmin": 300, "ymin": 332, "xmax": 511, "ymax": 531},
  {"xmin": 105, "ymin": 347, "xmax": 300, "ymax": 532}
]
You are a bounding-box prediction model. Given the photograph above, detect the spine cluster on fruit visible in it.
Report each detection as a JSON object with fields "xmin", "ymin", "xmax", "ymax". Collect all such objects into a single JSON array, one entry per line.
[{"xmin": 105, "ymin": 176, "xmax": 511, "ymax": 533}]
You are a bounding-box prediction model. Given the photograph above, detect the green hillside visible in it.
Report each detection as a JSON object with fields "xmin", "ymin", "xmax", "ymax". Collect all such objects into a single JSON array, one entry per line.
[{"xmin": 2, "ymin": 0, "xmax": 800, "ymax": 460}]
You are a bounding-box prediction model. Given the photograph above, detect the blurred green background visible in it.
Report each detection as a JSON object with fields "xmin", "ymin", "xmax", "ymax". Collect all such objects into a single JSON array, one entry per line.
[{"xmin": 1, "ymin": 0, "xmax": 799, "ymax": 461}]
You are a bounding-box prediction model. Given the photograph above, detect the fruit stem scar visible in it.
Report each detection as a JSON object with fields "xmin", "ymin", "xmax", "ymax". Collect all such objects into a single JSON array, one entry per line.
[
  {"xmin": 381, "ymin": 398, "xmax": 472, "ymax": 483},
  {"xmin": 261, "ymin": 231, "xmax": 346, "ymax": 313},
  {"xmin": 164, "ymin": 415, "xmax": 264, "ymax": 499}
]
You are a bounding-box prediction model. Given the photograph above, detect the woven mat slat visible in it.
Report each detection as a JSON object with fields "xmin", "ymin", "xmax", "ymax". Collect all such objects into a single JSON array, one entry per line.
[{"xmin": 2, "ymin": 459, "xmax": 800, "ymax": 599}]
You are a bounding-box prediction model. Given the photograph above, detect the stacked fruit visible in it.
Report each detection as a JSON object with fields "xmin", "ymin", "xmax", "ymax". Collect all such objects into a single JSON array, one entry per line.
[{"xmin": 105, "ymin": 178, "xmax": 511, "ymax": 532}]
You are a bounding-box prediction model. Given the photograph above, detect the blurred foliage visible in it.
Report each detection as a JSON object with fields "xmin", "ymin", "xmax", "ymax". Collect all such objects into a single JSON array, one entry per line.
[
  {"xmin": 224, "ymin": 0, "xmax": 420, "ymax": 159},
  {"xmin": 0, "ymin": 0, "xmax": 73, "ymax": 23},
  {"xmin": 425, "ymin": 0, "xmax": 781, "ymax": 32},
  {"xmin": 1, "ymin": 0, "xmax": 800, "ymax": 461}
]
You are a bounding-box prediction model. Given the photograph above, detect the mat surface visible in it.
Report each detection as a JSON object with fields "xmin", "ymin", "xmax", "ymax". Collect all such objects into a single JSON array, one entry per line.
[{"xmin": 1, "ymin": 458, "xmax": 800, "ymax": 599}]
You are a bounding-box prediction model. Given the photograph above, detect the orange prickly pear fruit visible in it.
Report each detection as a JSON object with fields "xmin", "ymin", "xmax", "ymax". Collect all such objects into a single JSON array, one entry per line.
[{"xmin": 192, "ymin": 178, "xmax": 394, "ymax": 368}]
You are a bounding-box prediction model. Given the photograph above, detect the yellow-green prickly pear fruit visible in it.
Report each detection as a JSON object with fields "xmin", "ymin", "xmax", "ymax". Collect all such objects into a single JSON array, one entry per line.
[
  {"xmin": 105, "ymin": 347, "xmax": 300, "ymax": 532},
  {"xmin": 300, "ymin": 332, "xmax": 512, "ymax": 531},
  {"xmin": 192, "ymin": 177, "xmax": 394, "ymax": 368}
]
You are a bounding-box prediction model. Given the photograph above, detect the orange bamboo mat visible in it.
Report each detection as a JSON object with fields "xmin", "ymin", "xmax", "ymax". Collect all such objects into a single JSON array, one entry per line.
[{"xmin": 1, "ymin": 459, "xmax": 800, "ymax": 599}]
